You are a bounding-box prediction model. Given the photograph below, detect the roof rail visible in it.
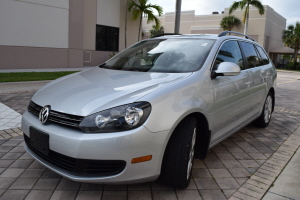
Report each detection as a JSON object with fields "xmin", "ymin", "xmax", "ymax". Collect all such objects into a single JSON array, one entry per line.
[
  {"xmin": 151, "ymin": 33, "xmax": 182, "ymax": 38},
  {"xmin": 218, "ymin": 31, "xmax": 255, "ymax": 41}
]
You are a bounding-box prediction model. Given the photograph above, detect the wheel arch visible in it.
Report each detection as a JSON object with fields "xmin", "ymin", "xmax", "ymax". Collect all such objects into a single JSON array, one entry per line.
[{"xmin": 165, "ymin": 112, "xmax": 211, "ymax": 160}]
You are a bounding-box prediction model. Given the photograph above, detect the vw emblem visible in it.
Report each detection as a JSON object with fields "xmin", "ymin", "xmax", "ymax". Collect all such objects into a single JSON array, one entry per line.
[{"xmin": 39, "ymin": 106, "xmax": 50, "ymax": 124}]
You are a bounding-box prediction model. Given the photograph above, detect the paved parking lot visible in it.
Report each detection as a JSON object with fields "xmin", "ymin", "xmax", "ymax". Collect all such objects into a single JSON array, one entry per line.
[{"xmin": 0, "ymin": 70, "xmax": 299, "ymax": 200}]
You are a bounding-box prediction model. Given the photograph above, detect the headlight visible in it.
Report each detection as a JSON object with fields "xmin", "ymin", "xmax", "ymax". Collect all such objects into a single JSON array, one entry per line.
[{"xmin": 79, "ymin": 102, "xmax": 151, "ymax": 133}]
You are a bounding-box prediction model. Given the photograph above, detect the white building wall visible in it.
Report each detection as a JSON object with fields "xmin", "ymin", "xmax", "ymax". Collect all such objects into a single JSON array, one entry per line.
[
  {"xmin": 142, "ymin": 5, "xmax": 286, "ymax": 53},
  {"xmin": 97, "ymin": 0, "xmax": 120, "ymax": 27},
  {"xmin": 0, "ymin": 0, "xmax": 69, "ymax": 48}
]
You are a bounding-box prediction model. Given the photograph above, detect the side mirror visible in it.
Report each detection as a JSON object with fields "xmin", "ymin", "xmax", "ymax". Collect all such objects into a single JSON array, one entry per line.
[{"xmin": 211, "ymin": 62, "xmax": 241, "ymax": 79}]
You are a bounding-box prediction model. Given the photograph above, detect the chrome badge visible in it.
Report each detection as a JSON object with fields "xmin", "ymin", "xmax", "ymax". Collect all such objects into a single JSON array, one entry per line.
[{"xmin": 39, "ymin": 106, "xmax": 50, "ymax": 124}]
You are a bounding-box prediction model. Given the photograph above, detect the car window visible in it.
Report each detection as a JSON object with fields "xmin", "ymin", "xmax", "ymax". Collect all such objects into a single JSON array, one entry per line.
[
  {"xmin": 101, "ymin": 39, "xmax": 215, "ymax": 73},
  {"xmin": 240, "ymin": 42, "xmax": 260, "ymax": 68},
  {"xmin": 213, "ymin": 40, "xmax": 244, "ymax": 71},
  {"xmin": 256, "ymin": 46, "xmax": 270, "ymax": 65}
]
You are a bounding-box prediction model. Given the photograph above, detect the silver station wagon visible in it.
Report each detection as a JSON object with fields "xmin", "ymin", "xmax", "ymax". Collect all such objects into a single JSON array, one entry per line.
[{"xmin": 22, "ymin": 31, "xmax": 276, "ymax": 188}]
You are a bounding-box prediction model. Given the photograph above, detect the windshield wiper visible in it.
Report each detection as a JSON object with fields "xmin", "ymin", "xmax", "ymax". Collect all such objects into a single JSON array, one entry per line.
[{"xmin": 98, "ymin": 63, "xmax": 107, "ymax": 68}]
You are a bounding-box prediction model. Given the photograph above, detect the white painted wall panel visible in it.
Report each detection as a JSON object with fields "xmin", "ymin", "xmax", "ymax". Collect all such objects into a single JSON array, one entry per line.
[
  {"xmin": 0, "ymin": 0, "xmax": 69, "ymax": 48},
  {"xmin": 97, "ymin": 0, "xmax": 120, "ymax": 27}
]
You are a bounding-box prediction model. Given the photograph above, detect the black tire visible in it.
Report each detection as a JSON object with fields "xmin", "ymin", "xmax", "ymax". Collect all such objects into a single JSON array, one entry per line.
[
  {"xmin": 159, "ymin": 117, "xmax": 197, "ymax": 189},
  {"xmin": 253, "ymin": 92, "xmax": 273, "ymax": 128}
]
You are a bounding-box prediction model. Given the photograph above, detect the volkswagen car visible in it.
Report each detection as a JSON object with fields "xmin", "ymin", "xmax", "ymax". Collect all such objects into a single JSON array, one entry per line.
[{"xmin": 22, "ymin": 31, "xmax": 276, "ymax": 188}]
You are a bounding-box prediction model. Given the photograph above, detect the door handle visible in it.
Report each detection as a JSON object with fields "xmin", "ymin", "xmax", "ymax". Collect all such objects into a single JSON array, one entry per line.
[
  {"xmin": 245, "ymin": 82, "xmax": 251, "ymax": 87},
  {"xmin": 264, "ymin": 75, "xmax": 270, "ymax": 81}
]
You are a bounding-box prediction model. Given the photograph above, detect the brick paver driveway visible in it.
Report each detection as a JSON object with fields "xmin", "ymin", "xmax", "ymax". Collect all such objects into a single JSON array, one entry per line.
[{"xmin": 0, "ymin": 70, "xmax": 300, "ymax": 200}]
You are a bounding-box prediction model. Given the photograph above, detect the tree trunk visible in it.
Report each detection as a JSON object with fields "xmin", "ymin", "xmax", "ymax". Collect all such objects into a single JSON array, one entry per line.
[
  {"xmin": 293, "ymin": 48, "xmax": 299, "ymax": 69},
  {"xmin": 138, "ymin": 13, "xmax": 142, "ymax": 41},
  {"xmin": 244, "ymin": 12, "xmax": 249, "ymax": 35},
  {"xmin": 174, "ymin": 0, "xmax": 182, "ymax": 34},
  {"xmin": 125, "ymin": 0, "xmax": 128, "ymax": 48}
]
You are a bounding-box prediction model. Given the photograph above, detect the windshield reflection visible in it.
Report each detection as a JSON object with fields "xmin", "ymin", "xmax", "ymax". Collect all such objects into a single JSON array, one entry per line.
[{"xmin": 101, "ymin": 39, "xmax": 215, "ymax": 73}]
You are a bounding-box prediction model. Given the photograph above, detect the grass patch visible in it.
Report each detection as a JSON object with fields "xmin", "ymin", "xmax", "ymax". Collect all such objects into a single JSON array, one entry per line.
[
  {"xmin": 276, "ymin": 69, "xmax": 300, "ymax": 72},
  {"xmin": 0, "ymin": 71, "xmax": 79, "ymax": 83}
]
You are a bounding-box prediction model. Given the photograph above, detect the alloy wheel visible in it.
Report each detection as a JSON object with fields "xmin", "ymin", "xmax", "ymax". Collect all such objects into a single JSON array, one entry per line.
[{"xmin": 264, "ymin": 95, "xmax": 272, "ymax": 123}]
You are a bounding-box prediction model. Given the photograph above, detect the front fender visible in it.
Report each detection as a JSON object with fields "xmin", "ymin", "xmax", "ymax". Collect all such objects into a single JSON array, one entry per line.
[{"xmin": 139, "ymin": 71, "xmax": 214, "ymax": 133}]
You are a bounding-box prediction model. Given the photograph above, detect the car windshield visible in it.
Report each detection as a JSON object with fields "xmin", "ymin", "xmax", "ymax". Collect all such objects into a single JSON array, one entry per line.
[{"xmin": 100, "ymin": 38, "xmax": 215, "ymax": 73}]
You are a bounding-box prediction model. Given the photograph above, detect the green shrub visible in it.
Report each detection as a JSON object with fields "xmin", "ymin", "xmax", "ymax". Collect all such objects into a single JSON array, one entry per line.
[{"xmin": 285, "ymin": 63, "xmax": 295, "ymax": 69}]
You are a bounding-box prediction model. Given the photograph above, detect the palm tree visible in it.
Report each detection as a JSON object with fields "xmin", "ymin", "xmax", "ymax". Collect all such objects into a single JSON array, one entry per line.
[
  {"xmin": 174, "ymin": 0, "xmax": 182, "ymax": 34},
  {"xmin": 149, "ymin": 25, "xmax": 164, "ymax": 38},
  {"xmin": 220, "ymin": 15, "xmax": 241, "ymax": 32},
  {"xmin": 282, "ymin": 22, "xmax": 300, "ymax": 68},
  {"xmin": 128, "ymin": 0, "xmax": 163, "ymax": 41},
  {"xmin": 229, "ymin": 0, "xmax": 264, "ymax": 35}
]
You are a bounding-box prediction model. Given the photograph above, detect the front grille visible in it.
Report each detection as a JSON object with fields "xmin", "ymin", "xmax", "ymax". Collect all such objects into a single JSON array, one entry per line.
[
  {"xmin": 24, "ymin": 134, "xmax": 126, "ymax": 177},
  {"xmin": 28, "ymin": 101, "xmax": 84, "ymax": 128}
]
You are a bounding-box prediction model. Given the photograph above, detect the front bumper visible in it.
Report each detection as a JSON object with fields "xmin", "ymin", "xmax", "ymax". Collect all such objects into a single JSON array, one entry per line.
[{"xmin": 22, "ymin": 110, "xmax": 170, "ymax": 184}]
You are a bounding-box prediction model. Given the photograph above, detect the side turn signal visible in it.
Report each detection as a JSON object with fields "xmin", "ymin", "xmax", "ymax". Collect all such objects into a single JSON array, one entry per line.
[{"xmin": 131, "ymin": 155, "xmax": 152, "ymax": 164}]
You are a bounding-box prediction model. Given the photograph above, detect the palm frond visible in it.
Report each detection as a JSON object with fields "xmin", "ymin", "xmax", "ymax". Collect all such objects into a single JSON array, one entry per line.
[
  {"xmin": 282, "ymin": 21, "xmax": 300, "ymax": 66},
  {"xmin": 132, "ymin": 9, "xmax": 141, "ymax": 20},
  {"xmin": 250, "ymin": 0, "xmax": 265, "ymax": 15},
  {"xmin": 239, "ymin": 0, "xmax": 247, "ymax": 10},
  {"xmin": 220, "ymin": 15, "xmax": 241, "ymax": 31},
  {"xmin": 127, "ymin": 0, "xmax": 163, "ymax": 41},
  {"xmin": 282, "ymin": 22, "xmax": 300, "ymax": 48},
  {"xmin": 145, "ymin": 10, "xmax": 160, "ymax": 28},
  {"xmin": 229, "ymin": 1, "xmax": 240, "ymax": 14},
  {"xmin": 128, "ymin": 0, "xmax": 138, "ymax": 12},
  {"xmin": 148, "ymin": 4, "xmax": 163, "ymax": 16}
]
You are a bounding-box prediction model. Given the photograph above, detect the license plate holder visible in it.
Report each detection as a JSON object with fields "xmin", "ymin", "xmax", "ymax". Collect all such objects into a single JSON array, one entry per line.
[{"xmin": 30, "ymin": 127, "xmax": 49, "ymax": 156}]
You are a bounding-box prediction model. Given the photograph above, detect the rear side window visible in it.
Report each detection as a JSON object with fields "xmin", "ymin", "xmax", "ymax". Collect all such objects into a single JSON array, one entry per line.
[
  {"xmin": 256, "ymin": 46, "xmax": 270, "ymax": 65},
  {"xmin": 240, "ymin": 42, "xmax": 260, "ymax": 68},
  {"xmin": 213, "ymin": 40, "xmax": 244, "ymax": 70}
]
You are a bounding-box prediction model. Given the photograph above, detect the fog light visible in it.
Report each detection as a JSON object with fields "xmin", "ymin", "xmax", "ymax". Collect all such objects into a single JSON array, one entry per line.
[{"xmin": 132, "ymin": 155, "xmax": 152, "ymax": 164}]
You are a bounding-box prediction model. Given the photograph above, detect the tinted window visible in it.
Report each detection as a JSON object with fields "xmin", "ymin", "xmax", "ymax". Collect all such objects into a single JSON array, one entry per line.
[
  {"xmin": 256, "ymin": 46, "xmax": 270, "ymax": 65},
  {"xmin": 240, "ymin": 42, "xmax": 260, "ymax": 68},
  {"xmin": 213, "ymin": 40, "xmax": 244, "ymax": 70},
  {"xmin": 102, "ymin": 39, "xmax": 215, "ymax": 73},
  {"xmin": 96, "ymin": 25, "xmax": 119, "ymax": 51}
]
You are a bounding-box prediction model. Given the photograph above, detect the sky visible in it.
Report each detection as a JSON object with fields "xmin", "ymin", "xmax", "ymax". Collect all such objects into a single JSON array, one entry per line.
[{"xmin": 149, "ymin": 0, "xmax": 300, "ymax": 27}]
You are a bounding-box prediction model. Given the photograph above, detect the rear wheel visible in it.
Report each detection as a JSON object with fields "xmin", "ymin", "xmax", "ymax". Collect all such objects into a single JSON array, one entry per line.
[
  {"xmin": 159, "ymin": 117, "xmax": 197, "ymax": 189},
  {"xmin": 253, "ymin": 92, "xmax": 273, "ymax": 128}
]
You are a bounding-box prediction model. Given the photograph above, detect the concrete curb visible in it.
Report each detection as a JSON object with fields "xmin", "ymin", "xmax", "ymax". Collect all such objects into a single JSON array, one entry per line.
[{"xmin": 277, "ymin": 70, "xmax": 300, "ymax": 74}]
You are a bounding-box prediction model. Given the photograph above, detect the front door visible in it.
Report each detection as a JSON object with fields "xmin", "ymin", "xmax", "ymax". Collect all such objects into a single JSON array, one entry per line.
[{"xmin": 210, "ymin": 40, "xmax": 252, "ymax": 144}]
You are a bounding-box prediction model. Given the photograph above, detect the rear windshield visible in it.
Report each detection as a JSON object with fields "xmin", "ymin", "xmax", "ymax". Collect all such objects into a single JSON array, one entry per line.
[{"xmin": 100, "ymin": 39, "xmax": 215, "ymax": 73}]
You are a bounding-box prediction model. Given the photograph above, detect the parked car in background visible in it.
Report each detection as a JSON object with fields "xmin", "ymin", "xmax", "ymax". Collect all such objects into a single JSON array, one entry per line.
[{"xmin": 22, "ymin": 31, "xmax": 276, "ymax": 188}]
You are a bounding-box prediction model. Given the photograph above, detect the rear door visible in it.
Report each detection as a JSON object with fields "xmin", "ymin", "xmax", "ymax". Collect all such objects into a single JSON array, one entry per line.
[
  {"xmin": 239, "ymin": 41, "xmax": 268, "ymax": 116},
  {"xmin": 211, "ymin": 40, "xmax": 252, "ymax": 143}
]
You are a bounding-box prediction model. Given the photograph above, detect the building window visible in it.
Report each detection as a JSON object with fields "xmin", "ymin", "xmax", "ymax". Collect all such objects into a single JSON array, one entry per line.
[{"xmin": 96, "ymin": 25, "xmax": 119, "ymax": 51}]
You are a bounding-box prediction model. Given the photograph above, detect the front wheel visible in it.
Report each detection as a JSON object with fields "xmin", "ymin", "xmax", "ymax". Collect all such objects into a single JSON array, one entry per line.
[
  {"xmin": 159, "ymin": 117, "xmax": 197, "ymax": 189},
  {"xmin": 253, "ymin": 92, "xmax": 273, "ymax": 128}
]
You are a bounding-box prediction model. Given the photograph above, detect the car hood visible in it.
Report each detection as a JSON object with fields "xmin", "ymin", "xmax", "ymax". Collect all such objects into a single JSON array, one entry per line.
[{"xmin": 32, "ymin": 67, "xmax": 192, "ymax": 116}]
